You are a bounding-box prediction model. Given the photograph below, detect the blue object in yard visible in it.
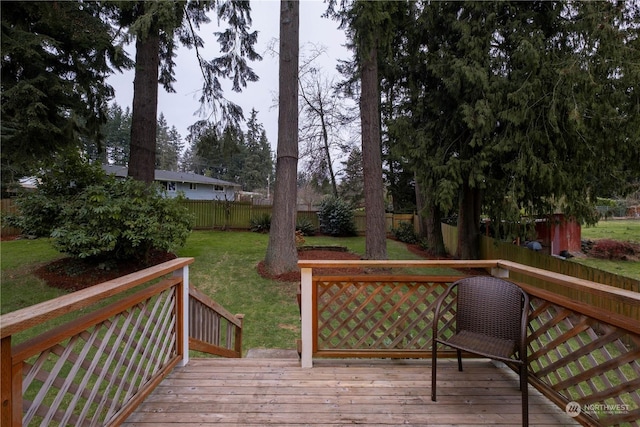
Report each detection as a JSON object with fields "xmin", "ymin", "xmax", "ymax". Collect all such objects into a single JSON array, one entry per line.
[{"xmin": 526, "ymin": 241, "xmax": 542, "ymax": 251}]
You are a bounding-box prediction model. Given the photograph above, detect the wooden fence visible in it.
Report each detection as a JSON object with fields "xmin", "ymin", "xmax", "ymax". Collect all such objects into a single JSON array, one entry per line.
[
  {"xmin": 0, "ymin": 199, "xmax": 20, "ymax": 237},
  {"xmin": 181, "ymin": 200, "xmax": 415, "ymax": 234},
  {"xmin": 444, "ymin": 221, "xmax": 640, "ymax": 318},
  {"xmin": 1, "ymin": 199, "xmax": 416, "ymax": 236}
]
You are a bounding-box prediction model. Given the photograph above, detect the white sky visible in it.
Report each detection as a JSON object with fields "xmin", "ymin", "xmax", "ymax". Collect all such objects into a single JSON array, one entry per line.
[{"xmin": 107, "ymin": 0, "xmax": 350, "ymax": 151}]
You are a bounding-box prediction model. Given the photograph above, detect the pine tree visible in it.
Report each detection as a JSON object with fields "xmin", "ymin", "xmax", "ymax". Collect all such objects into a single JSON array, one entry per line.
[
  {"xmin": 264, "ymin": 0, "xmax": 300, "ymax": 276},
  {"xmin": 156, "ymin": 113, "xmax": 182, "ymax": 171},
  {"xmin": 103, "ymin": 103, "xmax": 132, "ymax": 166},
  {"xmin": 1, "ymin": 2, "xmax": 131, "ymax": 186},
  {"xmin": 112, "ymin": 1, "xmax": 260, "ymax": 184},
  {"xmin": 242, "ymin": 109, "xmax": 274, "ymax": 191}
]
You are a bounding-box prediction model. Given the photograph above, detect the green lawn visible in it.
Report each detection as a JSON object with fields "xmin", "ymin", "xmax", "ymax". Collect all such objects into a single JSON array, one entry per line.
[
  {"xmin": 1, "ymin": 231, "xmax": 452, "ymax": 353},
  {"xmin": 580, "ymin": 219, "xmax": 640, "ymax": 243},
  {"xmin": 572, "ymin": 219, "xmax": 640, "ymax": 280},
  {"xmin": 3, "ymin": 225, "xmax": 637, "ymax": 353}
]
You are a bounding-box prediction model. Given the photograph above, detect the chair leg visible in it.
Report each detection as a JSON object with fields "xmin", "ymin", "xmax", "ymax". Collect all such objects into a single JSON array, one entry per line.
[
  {"xmin": 457, "ymin": 349, "xmax": 463, "ymax": 371},
  {"xmin": 521, "ymin": 364, "xmax": 528, "ymax": 427},
  {"xmin": 431, "ymin": 342, "xmax": 437, "ymax": 401}
]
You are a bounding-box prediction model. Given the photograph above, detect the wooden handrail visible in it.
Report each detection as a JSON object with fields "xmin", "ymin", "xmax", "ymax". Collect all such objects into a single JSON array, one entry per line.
[
  {"xmin": 1, "ymin": 258, "xmax": 194, "ymax": 339},
  {"xmin": 497, "ymin": 260, "xmax": 640, "ymax": 305},
  {"xmin": 189, "ymin": 285, "xmax": 242, "ymax": 328},
  {"xmin": 1, "ymin": 258, "xmax": 195, "ymax": 427},
  {"xmin": 298, "ymin": 259, "xmax": 499, "ymax": 269},
  {"xmin": 0, "ymin": 256, "xmax": 246, "ymax": 427}
]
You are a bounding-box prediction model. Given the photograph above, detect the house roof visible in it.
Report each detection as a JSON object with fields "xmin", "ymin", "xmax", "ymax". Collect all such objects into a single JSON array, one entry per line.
[{"xmin": 102, "ymin": 165, "xmax": 241, "ymax": 188}]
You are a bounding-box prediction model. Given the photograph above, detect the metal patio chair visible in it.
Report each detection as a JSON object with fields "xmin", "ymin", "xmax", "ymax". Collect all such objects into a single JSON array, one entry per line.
[{"xmin": 431, "ymin": 276, "xmax": 530, "ymax": 427}]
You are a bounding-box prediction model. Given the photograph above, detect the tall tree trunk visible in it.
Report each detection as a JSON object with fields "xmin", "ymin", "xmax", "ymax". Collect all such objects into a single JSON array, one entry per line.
[
  {"xmin": 360, "ymin": 43, "xmax": 387, "ymax": 260},
  {"xmin": 457, "ymin": 180, "xmax": 481, "ymax": 259},
  {"xmin": 415, "ymin": 174, "xmax": 446, "ymax": 256},
  {"xmin": 264, "ymin": 0, "xmax": 299, "ymax": 275},
  {"xmin": 129, "ymin": 30, "xmax": 159, "ymax": 184}
]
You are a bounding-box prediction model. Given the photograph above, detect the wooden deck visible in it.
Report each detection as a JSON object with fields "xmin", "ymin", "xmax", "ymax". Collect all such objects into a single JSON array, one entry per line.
[{"xmin": 123, "ymin": 357, "xmax": 580, "ymax": 426}]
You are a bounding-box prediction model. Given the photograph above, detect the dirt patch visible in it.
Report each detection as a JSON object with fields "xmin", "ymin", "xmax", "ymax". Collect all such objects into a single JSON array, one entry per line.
[
  {"xmin": 34, "ymin": 250, "xmax": 177, "ymax": 292},
  {"xmin": 402, "ymin": 242, "xmax": 452, "ymax": 260}
]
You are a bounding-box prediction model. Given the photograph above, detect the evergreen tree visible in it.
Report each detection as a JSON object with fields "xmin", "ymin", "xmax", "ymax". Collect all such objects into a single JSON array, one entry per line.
[
  {"xmin": 156, "ymin": 113, "xmax": 182, "ymax": 171},
  {"xmin": 339, "ymin": 147, "xmax": 364, "ymax": 208},
  {"xmin": 265, "ymin": 0, "xmax": 300, "ymax": 276},
  {"xmin": 220, "ymin": 124, "xmax": 245, "ymax": 182},
  {"xmin": 185, "ymin": 121, "xmax": 233, "ymax": 178},
  {"xmin": 387, "ymin": 1, "xmax": 640, "ymax": 258},
  {"xmin": 1, "ymin": 2, "xmax": 131, "ymax": 186},
  {"xmin": 242, "ymin": 109, "xmax": 274, "ymax": 191},
  {"xmin": 328, "ymin": 0, "xmax": 397, "ymax": 260},
  {"xmin": 111, "ymin": 1, "xmax": 260, "ymax": 184},
  {"xmin": 102, "ymin": 103, "xmax": 132, "ymax": 166}
]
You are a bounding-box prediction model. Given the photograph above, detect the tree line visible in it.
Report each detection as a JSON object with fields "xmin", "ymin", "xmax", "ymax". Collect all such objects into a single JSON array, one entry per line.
[{"xmin": 97, "ymin": 103, "xmax": 274, "ymax": 193}]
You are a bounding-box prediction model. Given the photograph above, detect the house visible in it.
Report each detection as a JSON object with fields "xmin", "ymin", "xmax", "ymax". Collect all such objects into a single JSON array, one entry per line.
[{"xmin": 103, "ymin": 165, "xmax": 241, "ymax": 201}]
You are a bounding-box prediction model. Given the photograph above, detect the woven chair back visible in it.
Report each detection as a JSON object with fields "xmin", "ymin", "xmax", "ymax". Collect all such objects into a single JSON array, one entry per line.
[{"xmin": 455, "ymin": 276, "xmax": 526, "ymax": 343}]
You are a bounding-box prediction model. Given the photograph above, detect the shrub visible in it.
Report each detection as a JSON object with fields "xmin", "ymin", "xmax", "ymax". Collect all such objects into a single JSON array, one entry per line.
[
  {"xmin": 295, "ymin": 217, "xmax": 316, "ymax": 236},
  {"xmin": 392, "ymin": 222, "xmax": 419, "ymax": 244},
  {"xmin": 249, "ymin": 213, "xmax": 271, "ymax": 233},
  {"xmin": 9, "ymin": 157, "xmax": 193, "ymax": 261},
  {"xmin": 7, "ymin": 157, "xmax": 107, "ymax": 236},
  {"xmin": 317, "ymin": 196, "xmax": 357, "ymax": 237},
  {"xmin": 50, "ymin": 178, "xmax": 193, "ymax": 261}
]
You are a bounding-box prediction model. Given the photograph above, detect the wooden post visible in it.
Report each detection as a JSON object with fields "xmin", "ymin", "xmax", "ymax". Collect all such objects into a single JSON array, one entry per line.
[
  {"xmin": 491, "ymin": 267, "xmax": 509, "ymax": 278},
  {"xmin": 234, "ymin": 314, "xmax": 244, "ymax": 357},
  {"xmin": 1, "ymin": 336, "xmax": 12, "ymax": 426},
  {"xmin": 175, "ymin": 265, "xmax": 190, "ymax": 367},
  {"xmin": 300, "ymin": 267, "xmax": 313, "ymax": 368}
]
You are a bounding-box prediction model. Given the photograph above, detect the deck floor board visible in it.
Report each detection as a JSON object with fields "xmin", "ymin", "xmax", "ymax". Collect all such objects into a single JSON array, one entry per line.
[{"xmin": 123, "ymin": 358, "xmax": 579, "ymax": 426}]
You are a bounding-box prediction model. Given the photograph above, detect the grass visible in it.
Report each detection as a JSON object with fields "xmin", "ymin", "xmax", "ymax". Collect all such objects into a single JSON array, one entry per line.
[
  {"xmin": 3, "ymin": 224, "xmax": 637, "ymax": 352},
  {"xmin": 1, "ymin": 231, "xmax": 452, "ymax": 353},
  {"xmin": 580, "ymin": 219, "xmax": 640, "ymax": 243},
  {"xmin": 0, "ymin": 238, "xmax": 65, "ymax": 314},
  {"xmin": 571, "ymin": 219, "xmax": 640, "ymax": 280}
]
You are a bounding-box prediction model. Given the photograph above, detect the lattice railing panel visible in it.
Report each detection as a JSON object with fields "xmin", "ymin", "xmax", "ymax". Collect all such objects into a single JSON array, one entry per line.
[
  {"xmin": 316, "ymin": 280, "xmax": 452, "ymax": 352},
  {"xmin": 19, "ymin": 285, "xmax": 178, "ymax": 427},
  {"xmin": 527, "ymin": 297, "xmax": 640, "ymax": 427}
]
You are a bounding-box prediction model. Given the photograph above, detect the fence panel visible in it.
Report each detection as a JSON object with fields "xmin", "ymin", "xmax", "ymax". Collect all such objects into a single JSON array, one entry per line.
[
  {"xmin": 2, "ymin": 198, "xmax": 418, "ymax": 235},
  {"xmin": 480, "ymin": 235, "xmax": 639, "ymax": 318},
  {"xmin": 1, "ymin": 199, "xmax": 20, "ymax": 237},
  {"xmin": 441, "ymin": 223, "xmax": 458, "ymax": 255}
]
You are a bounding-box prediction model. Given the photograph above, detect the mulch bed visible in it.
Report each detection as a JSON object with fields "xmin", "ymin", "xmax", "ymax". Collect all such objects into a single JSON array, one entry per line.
[{"xmin": 34, "ymin": 250, "xmax": 177, "ymax": 292}]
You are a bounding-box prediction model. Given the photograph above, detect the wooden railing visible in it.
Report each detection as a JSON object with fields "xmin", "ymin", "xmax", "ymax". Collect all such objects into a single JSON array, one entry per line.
[
  {"xmin": 0, "ymin": 258, "xmax": 243, "ymax": 427},
  {"xmin": 189, "ymin": 286, "xmax": 243, "ymax": 358},
  {"xmin": 298, "ymin": 259, "xmax": 640, "ymax": 427}
]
